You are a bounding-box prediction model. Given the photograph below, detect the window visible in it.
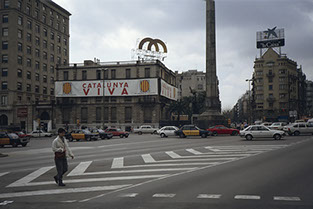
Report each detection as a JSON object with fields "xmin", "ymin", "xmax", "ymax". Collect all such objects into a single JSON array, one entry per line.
[
  {"xmin": 17, "ymin": 1, "xmax": 22, "ymax": 10},
  {"xmin": 17, "ymin": 69, "xmax": 22, "ymax": 77},
  {"xmin": 35, "ymin": 37, "xmax": 40, "ymax": 46},
  {"xmin": 4, "ymin": 0, "xmax": 9, "ymax": 8},
  {"xmin": 57, "ymin": 35, "xmax": 61, "ymax": 43},
  {"xmin": 35, "ymin": 73, "xmax": 39, "ymax": 81},
  {"xmin": 63, "ymin": 71, "xmax": 68, "ymax": 80},
  {"xmin": 3, "ymin": 14, "xmax": 8, "ymax": 23},
  {"xmin": 51, "ymin": 32, "xmax": 54, "ymax": 40},
  {"xmin": 103, "ymin": 107, "xmax": 109, "ymax": 123},
  {"xmin": 43, "ymin": 52, "xmax": 47, "ymax": 59},
  {"xmin": 197, "ymin": 84, "xmax": 203, "ymax": 90},
  {"xmin": 64, "ymin": 38, "xmax": 67, "ymax": 46},
  {"xmin": 96, "ymin": 70, "xmax": 101, "ymax": 79},
  {"xmin": 43, "ymin": 28, "xmax": 47, "ymax": 37},
  {"xmin": 50, "ymin": 54, "xmax": 54, "ymax": 62},
  {"xmin": 2, "ymin": 41, "xmax": 8, "ymax": 50},
  {"xmin": 269, "ymin": 85, "xmax": 273, "ymax": 90},
  {"xmin": 27, "ymin": 20, "xmax": 32, "ymax": 29},
  {"xmin": 2, "ymin": 82, "xmax": 8, "ymax": 90},
  {"xmin": 26, "ymin": 46, "xmax": 31, "ymax": 54},
  {"xmin": 2, "ymin": 28, "xmax": 8, "ymax": 36},
  {"xmin": 34, "ymin": 10, "xmax": 39, "ymax": 19},
  {"xmin": 279, "ymin": 84, "xmax": 288, "ymax": 90},
  {"xmin": 81, "ymin": 107, "xmax": 88, "ymax": 123},
  {"xmin": 26, "ymin": 84, "xmax": 32, "ymax": 92},
  {"xmin": 279, "ymin": 93, "xmax": 286, "ymax": 99},
  {"xmin": 43, "ymin": 64, "xmax": 47, "ymax": 71},
  {"xmin": 43, "ymin": 87, "xmax": 47, "ymax": 94},
  {"xmin": 35, "ymin": 25, "xmax": 40, "ymax": 33},
  {"xmin": 50, "ymin": 18, "xmax": 54, "ymax": 27},
  {"xmin": 42, "ymin": 15, "xmax": 46, "ymax": 23},
  {"xmin": 2, "ymin": 55, "xmax": 8, "ymax": 63},
  {"xmin": 27, "ymin": 71, "xmax": 31, "ymax": 79},
  {"xmin": 279, "ymin": 69, "xmax": 286, "ymax": 74},
  {"xmin": 57, "ymin": 46, "xmax": 61, "ymax": 54},
  {"xmin": 104, "ymin": 70, "xmax": 109, "ymax": 79},
  {"xmin": 111, "ymin": 69, "xmax": 116, "ymax": 79},
  {"xmin": 96, "ymin": 107, "xmax": 101, "ymax": 122},
  {"xmin": 126, "ymin": 69, "xmax": 131, "ymax": 78},
  {"xmin": 57, "ymin": 57, "xmax": 61, "ymax": 64},
  {"xmin": 50, "ymin": 43, "xmax": 54, "ymax": 51},
  {"xmin": 125, "ymin": 107, "xmax": 132, "ymax": 123},
  {"xmin": 27, "ymin": 58, "xmax": 31, "ymax": 67},
  {"xmin": 43, "ymin": 75, "xmax": 47, "ymax": 83},
  {"xmin": 35, "ymin": 49, "xmax": 40, "ymax": 57},
  {"xmin": 111, "ymin": 97, "xmax": 117, "ymax": 102},
  {"xmin": 43, "ymin": 40, "xmax": 47, "ymax": 48},
  {"xmin": 50, "ymin": 66, "xmax": 54, "ymax": 73},
  {"xmin": 64, "ymin": 49, "xmax": 67, "ymax": 56},
  {"xmin": 268, "ymin": 77, "xmax": 273, "ymax": 83},
  {"xmin": 50, "ymin": 88, "xmax": 54, "ymax": 95},
  {"xmin": 17, "ymin": 56, "xmax": 22, "ymax": 64},
  {"xmin": 2, "ymin": 68, "xmax": 8, "ymax": 77},
  {"xmin": 145, "ymin": 68, "xmax": 150, "ymax": 77},
  {"xmin": 1, "ymin": 95, "xmax": 8, "ymax": 105},
  {"xmin": 26, "ymin": 33, "xmax": 31, "ymax": 42},
  {"xmin": 35, "ymin": 85, "xmax": 39, "ymax": 93},
  {"xmin": 82, "ymin": 71, "xmax": 87, "ymax": 80},
  {"xmin": 17, "ymin": 82, "xmax": 22, "ymax": 91},
  {"xmin": 18, "ymin": 30, "xmax": 23, "ymax": 39},
  {"xmin": 111, "ymin": 107, "xmax": 117, "ymax": 123},
  {"xmin": 18, "ymin": 16, "xmax": 23, "ymax": 25},
  {"xmin": 51, "ymin": 77, "xmax": 54, "ymax": 82}
]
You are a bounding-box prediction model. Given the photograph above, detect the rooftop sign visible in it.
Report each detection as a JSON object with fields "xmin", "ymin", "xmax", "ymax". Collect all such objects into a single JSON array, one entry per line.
[{"xmin": 256, "ymin": 27, "xmax": 285, "ymax": 49}]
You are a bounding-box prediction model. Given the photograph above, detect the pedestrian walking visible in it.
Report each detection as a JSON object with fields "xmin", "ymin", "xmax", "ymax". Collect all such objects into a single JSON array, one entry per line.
[{"xmin": 52, "ymin": 128, "xmax": 74, "ymax": 186}]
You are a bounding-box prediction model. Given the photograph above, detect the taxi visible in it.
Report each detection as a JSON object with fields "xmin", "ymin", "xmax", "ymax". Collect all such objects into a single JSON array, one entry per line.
[
  {"xmin": 174, "ymin": 125, "xmax": 212, "ymax": 138},
  {"xmin": 0, "ymin": 132, "xmax": 29, "ymax": 147},
  {"xmin": 67, "ymin": 129, "xmax": 98, "ymax": 141}
]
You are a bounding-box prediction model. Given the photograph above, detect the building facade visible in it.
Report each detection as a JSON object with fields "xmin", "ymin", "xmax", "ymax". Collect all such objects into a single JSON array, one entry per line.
[
  {"xmin": 306, "ymin": 80, "xmax": 313, "ymax": 117},
  {"xmin": 55, "ymin": 60, "xmax": 177, "ymax": 130},
  {"xmin": 252, "ymin": 48, "xmax": 306, "ymax": 122},
  {"xmin": 175, "ymin": 70, "xmax": 206, "ymax": 99},
  {"xmin": 0, "ymin": 0, "xmax": 70, "ymax": 131}
]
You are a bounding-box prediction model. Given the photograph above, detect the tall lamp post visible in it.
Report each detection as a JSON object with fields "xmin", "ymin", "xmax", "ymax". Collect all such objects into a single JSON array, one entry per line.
[
  {"xmin": 245, "ymin": 78, "xmax": 253, "ymax": 124},
  {"xmin": 102, "ymin": 68, "xmax": 108, "ymax": 129}
]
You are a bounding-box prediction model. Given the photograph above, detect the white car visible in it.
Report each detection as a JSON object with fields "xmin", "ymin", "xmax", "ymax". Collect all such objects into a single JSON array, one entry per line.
[
  {"xmin": 29, "ymin": 130, "xmax": 52, "ymax": 137},
  {"xmin": 269, "ymin": 122, "xmax": 287, "ymax": 130},
  {"xmin": 157, "ymin": 126, "xmax": 179, "ymax": 138},
  {"xmin": 283, "ymin": 123, "xmax": 313, "ymax": 136},
  {"xmin": 240, "ymin": 125, "xmax": 285, "ymax": 140}
]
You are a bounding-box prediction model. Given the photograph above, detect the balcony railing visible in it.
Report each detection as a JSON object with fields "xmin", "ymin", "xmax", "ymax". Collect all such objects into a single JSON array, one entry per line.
[
  {"xmin": 267, "ymin": 97, "xmax": 276, "ymax": 102},
  {"xmin": 266, "ymin": 73, "xmax": 275, "ymax": 77}
]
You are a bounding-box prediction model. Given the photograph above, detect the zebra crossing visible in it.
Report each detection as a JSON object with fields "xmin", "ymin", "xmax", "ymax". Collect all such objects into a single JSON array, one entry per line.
[{"xmin": 0, "ymin": 144, "xmax": 289, "ymax": 200}]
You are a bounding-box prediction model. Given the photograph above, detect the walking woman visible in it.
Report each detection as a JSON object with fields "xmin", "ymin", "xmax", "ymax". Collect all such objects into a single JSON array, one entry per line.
[{"xmin": 52, "ymin": 128, "xmax": 74, "ymax": 186}]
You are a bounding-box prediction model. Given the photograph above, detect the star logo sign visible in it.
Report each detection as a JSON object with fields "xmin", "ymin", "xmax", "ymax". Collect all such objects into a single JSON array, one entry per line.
[{"xmin": 264, "ymin": 27, "xmax": 278, "ymax": 39}]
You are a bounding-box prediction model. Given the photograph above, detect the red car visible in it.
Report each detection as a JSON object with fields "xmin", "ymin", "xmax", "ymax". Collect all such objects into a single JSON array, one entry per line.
[
  {"xmin": 105, "ymin": 128, "xmax": 129, "ymax": 138},
  {"xmin": 16, "ymin": 132, "xmax": 32, "ymax": 140},
  {"xmin": 206, "ymin": 125, "xmax": 239, "ymax": 136}
]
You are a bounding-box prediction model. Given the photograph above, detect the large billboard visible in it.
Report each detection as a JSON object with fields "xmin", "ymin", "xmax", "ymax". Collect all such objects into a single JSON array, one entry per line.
[
  {"xmin": 256, "ymin": 27, "xmax": 285, "ymax": 49},
  {"xmin": 55, "ymin": 79, "xmax": 158, "ymax": 97},
  {"xmin": 160, "ymin": 80, "xmax": 178, "ymax": 101}
]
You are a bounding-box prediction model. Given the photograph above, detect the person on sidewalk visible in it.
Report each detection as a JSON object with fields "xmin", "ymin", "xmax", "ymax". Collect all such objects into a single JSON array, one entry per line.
[{"xmin": 52, "ymin": 128, "xmax": 74, "ymax": 186}]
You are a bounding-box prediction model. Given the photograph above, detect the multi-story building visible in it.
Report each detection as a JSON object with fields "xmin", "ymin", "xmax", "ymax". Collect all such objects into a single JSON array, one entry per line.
[
  {"xmin": 252, "ymin": 48, "xmax": 306, "ymax": 122},
  {"xmin": 175, "ymin": 70, "xmax": 206, "ymax": 99},
  {"xmin": 0, "ymin": 0, "xmax": 70, "ymax": 131},
  {"xmin": 54, "ymin": 59, "xmax": 177, "ymax": 130},
  {"xmin": 306, "ymin": 80, "xmax": 313, "ymax": 117}
]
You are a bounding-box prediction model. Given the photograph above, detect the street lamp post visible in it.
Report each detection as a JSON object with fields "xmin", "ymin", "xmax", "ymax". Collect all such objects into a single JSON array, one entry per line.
[
  {"xmin": 102, "ymin": 68, "xmax": 108, "ymax": 129},
  {"xmin": 245, "ymin": 79, "xmax": 253, "ymax": 124}
]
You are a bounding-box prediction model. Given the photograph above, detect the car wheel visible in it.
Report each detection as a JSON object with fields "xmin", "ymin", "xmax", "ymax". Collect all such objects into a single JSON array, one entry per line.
[
  {"xmin": 21, "ymin": 143, "xmax": 27, "ymax": 147},
  {"xmin": 125, "ymin": 135, "xmax": 129, "ymax": 138},
  {"xmin": 179, "ymin": 133, "xmax": 185, "ymax": 138},
  {"xmin": 201, "ymin": 133, "xmax": 207, "ymax": 138},
  {"xmin": 138, "ymin": 131, "xmax": 142, "ymax": 135},
  {"xmin": 86, "ymin": 137, "xmax": 91, "ymax": 141},
  {"xmin": 160, "ymin": 133, "xmax": 166, "ymax": 138},
  {"xmin": 274, "ymin": 134, "xmax": 281, "ymax": 140},
  {"xmin": 294, "ymin": 131, "xmax": 300, "ymax": 136},
  {"xmin": 213, "ymin": 131, "xmax": 218, "ymax": 136},
  {"xmin": 231, "ymin": 131, "xmax": 238, "ymax": 136},
  {"xmin": 119, "ymin": 134, "xmax": 124, "ymax": 138},
  {"xmin": 152, "ymin": 130, "xmax": 157, "ymax": 134},
  {"xmin": 12, "ymin": 142, "xmax": 18, "ymax": 147},
  {"xmin": 245, "ymin": 135, "xmax": 253, "ymax": 141},
  {"xmin": 0, "ymin": 145, "xmax": 4, "ymax": 148}
]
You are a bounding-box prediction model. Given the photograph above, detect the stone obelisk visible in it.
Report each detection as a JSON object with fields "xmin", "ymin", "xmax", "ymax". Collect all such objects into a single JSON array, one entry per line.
[{"xmin": 197, "ymin": 0, "xmax": 224, "ymax": 128}]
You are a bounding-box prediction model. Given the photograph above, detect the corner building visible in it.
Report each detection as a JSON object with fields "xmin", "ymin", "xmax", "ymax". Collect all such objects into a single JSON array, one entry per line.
[
  {"xmin": 0, "ymin": 0, "xmax": 70, "ymax": 131},
  {"xmin": 55, "ymin": 60, "xmax": 178, "ymax": 130}
]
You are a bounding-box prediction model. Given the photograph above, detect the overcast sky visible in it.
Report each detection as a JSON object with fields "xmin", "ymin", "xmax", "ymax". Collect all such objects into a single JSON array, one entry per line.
[{"xmin": 55, "ymin": 0, "xmax": 313, "ymax": 110}]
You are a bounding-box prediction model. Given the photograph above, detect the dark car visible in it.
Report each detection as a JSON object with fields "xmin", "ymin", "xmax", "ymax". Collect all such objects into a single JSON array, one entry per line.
[
  {"xmin": 0, "ymin": 132, "xmax": 29, "ymax": 147},
  {"xmin": 105, "ymin": 128, "xmax": 129, "ymax": 138},
  {"xmin": 66, "ymin": 129, "xmax": 98, "ymax": 141},
  {"xmin": 92, "ymin": 129, "xmax": 113, "ymax": 140},
  {"xmin": 174, "ymin": 125, "xmax": 212, "ymax": 138},
  {"xmin": 207, "ymin": 125, "xmax": 240, "ymax": 136}
]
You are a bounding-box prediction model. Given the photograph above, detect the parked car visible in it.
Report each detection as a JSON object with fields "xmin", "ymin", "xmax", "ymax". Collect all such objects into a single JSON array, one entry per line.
[
  {"xmin": 206, "ymin": 125, "xmax": 239, "ymax": 136},
  {"xmin": 91, "ymin": 129, "xmax": 113, "ymax": 140},
  {"xmin": 269, "ymin": 122, "xmax": 288, "ymax": 130},
  {"xmin": 105, "ymin": 128, "xmax": 129, "ymax": 138},
  {"xmin": 157, "ymin": 126, "xmax": 179, "ymax": 138},
  {"xmin": 29, "ymin": 130, "xmax": 52, "ymax": 137},
  {"xmin": 15, "ymin": 131, "xmax": 32, "ymax": 140},
  {"xmin": 283, "ymin": 123, "xmax": 313, "ymax": 136},
  {"xmin": 261, "ymin": 122, "xmax": 272, "ymax": 127},
  {"xmin": 133, "ymin": 125, "xmax": 158, "ymax": 135},
  {"xmin": 240, "ymin": 125, "xmax": 285, "ymax": 140},
  {"xmin": 67, "ymin": 129, "xmax": 98, "ymax": 141},
  {"xmin": 0, "ymin": 132, "xmax": 29, "ymax": 147},
  {"xmin": 174, "ymin": 125, "xmax": 212, "ymax": 138}
]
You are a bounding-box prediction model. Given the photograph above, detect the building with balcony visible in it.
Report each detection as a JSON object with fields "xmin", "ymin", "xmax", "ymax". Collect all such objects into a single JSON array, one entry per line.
[
  {"xmin": 54, "ymin": 59, "xmax": 177, "ymax": 130},
  {"xmin": 175, "ymin": 70, "xmax": 206, "ymax": 99},
  {"xmin": 0, "ymin": 0, "xmax": 70, "ymax": 131},
  {"xmin": 252, "ymin": 48, "xmax": 306, "ymax": 122}
]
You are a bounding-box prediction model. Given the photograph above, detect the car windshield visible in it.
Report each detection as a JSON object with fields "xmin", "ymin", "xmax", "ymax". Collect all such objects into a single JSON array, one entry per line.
[
  {"xmin": 8, "ymin": 133, "xmax": 18, "ymax": 138},
  {"xmin": 83, "ymin": 130, "xmax": 91, "ymax": 134},
  {"xmin": 243, "ymin": 126, "xmax": 251, "ymax": 131},
  {"xmin": 117, "ymin": 129, "xmax": 122, "ymax": 132}
]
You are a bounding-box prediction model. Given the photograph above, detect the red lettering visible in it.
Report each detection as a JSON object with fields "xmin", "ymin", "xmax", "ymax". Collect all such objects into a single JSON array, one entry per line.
[
  {"xmin": 83, "ymin": 88, "xmax": 90, "ymax": 95},
  {"xmin": 98, "ymin": 88, "xmax": 100, "ymax": 95},
  {"xmin": 121, "ymin": 88, "xmax": 128, "ymax": 95},
  {"xmin": 113, "ymin": 83, "xmax": 118, "ymax": 88},
  {"xmin": 108, "ymin": 87, "xmax": 115, "ymax": 95},
  {"xmin": 107, "ymin": 83, "xmax": 111, "ymax": 87},
  {"xmin": 83, "ymin": 83, "xmax": 86, "ymax": 88},
  {"xmin": 97, "ymin": 83, "xmax": 101, "ymax": 88},
  {"xmin": 88, "ymin": 83, "xmax": 92, "ymax": 88},
  {"xmin": 124, "ymin": 82, "xmax": 129, "ymax": 87},
  {"xmin": 119, "ymin": 82, "xmax": 123, "ymax": 87}
]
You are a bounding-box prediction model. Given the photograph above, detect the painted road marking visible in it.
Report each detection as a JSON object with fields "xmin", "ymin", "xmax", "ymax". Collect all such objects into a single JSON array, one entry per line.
[
  {"xmin": 197, "ymin": 194, "xmax": 222, "ymax": 199},
  {"xmin": 8, "ymin": 175, "xmax": 168, "ymax": 187},
  {"xmin": 274, "ymin": 196, "xmax": 301, "ymax": 201},
  {"xmin": 120, "ymin": 193, "xmax": 139, "ymax": 198},
  {"xmin": 68, "ymin": 161, "xmax": 92, "ymax": 176},
  {"xmin": 142, "ymin": 154, "xmax": 156, "ymax": 163},
  {"xmin": 0, "ymin": 172, "xmax": 9, "ymax": 177},
  {"xmin": 0, "ymin": 185, "xmax": 131, "ymax": 199},
  {"xmin": 186, "ymin": 149, "xmax": 203, "ymax": 155},
  {"xmin": 153, "ymin": 194, "xmax": 176, "ymax": 198},
  {"xmin": 7, "ymin": 166, "xmax": 54, "ymax": 187},
  {"xmin": 0, "ymin": 200, "xmax": 14, "ymax": 206},
  {"xmin": 111, "ymin": 157, "xmax": 124, "ymax": 169},
  {"xmin": 166, "ymin": 152, "xmax": 251, "ymax": 159},
  {"xmin": 235, "ymin": 195, "xmax": 261, "ymax": 200},
  {"xmin": 205, "ymin": 146, "xmax": 221, "ymax": 152}
]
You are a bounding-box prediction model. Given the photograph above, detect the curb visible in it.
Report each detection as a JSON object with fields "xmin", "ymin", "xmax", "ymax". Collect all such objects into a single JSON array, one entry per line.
[{"xmin": 0, "ymin": 153, "xmax": 8, "ymax": 158}]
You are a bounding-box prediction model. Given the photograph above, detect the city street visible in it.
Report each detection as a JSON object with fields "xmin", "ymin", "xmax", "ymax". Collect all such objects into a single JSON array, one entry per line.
[{"xmin": 0, "ymin": 134, "xmax": 312, "ymax": 209}]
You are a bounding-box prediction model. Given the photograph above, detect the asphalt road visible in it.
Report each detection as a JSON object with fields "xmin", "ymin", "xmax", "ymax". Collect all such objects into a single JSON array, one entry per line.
[{"xmin": 0, "ymin": 133, "xmax": 312, "ymax": 209}]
